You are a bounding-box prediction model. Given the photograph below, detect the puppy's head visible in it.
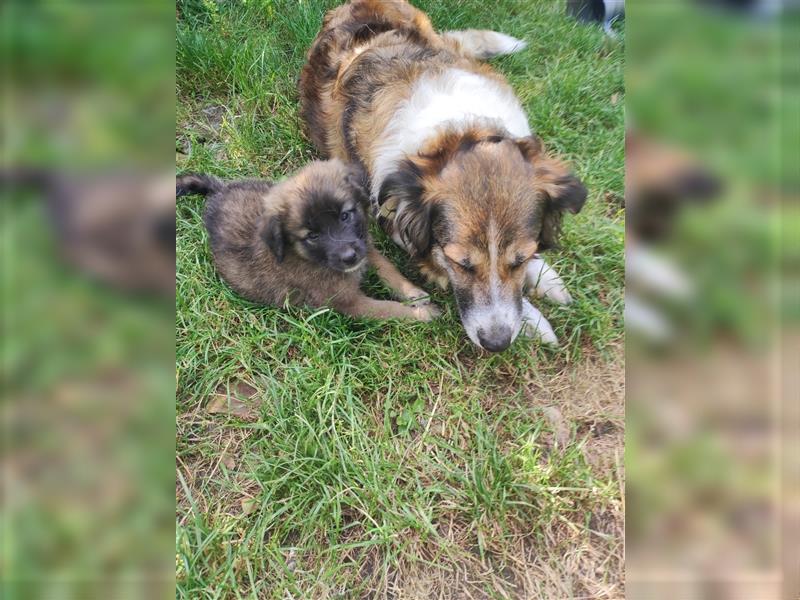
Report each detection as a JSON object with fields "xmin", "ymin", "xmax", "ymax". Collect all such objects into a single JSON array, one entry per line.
[
  {"xmin": 261, "ymin": 160, "xmax": 369, "ymax": 273},
  {"xmin": 380, "ymin": 132, "xmax": 586, "ymax": 351}
]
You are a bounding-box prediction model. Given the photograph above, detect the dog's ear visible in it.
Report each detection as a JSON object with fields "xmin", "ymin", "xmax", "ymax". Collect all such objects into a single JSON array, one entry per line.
[
  {"xmin": 259, "ymin": 213, "xmax": 285, "ymax": 262},
  {"xmin": 516, "ymin": 136, "xmax": 587, "ymax": 250},
  {"xmin": 378, "ymin": 159, "xmax": 433, "ymax": 257},
  {"xmin": 544, "ymin": 174, "xmax": 588, "ymax": 215},
  {"xmin": 538, "ymin": 174, "xmax": 587, "ymax": 250},
  {"xmin": 344, "ymin": 162, "xmax": 370, "ymax": 207},
  {"xmin": 515, "ymin": 134, "xmax": 545, "ymax": 162},
  {"xmin": 395, "ymin": 198, "xmax": 436, "ymax": 258}
]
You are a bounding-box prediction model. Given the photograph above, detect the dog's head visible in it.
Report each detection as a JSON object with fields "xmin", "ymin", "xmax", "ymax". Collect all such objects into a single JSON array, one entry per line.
[
  {"xmin": 261, "ymin": 160, "xmax": 369, "ymax": 273},
  {"xmin": 380, "ymin": 132, "xmax": 586, "ymax": 351},
  {"xmin": 625, "ymin": 132, "xmax": 721, "ymax": 242}
]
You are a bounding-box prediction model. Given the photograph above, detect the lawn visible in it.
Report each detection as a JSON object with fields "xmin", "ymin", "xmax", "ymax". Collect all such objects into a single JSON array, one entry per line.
[{"xmin": 175, "ymin": 0, "xmax": 624, "ymax": 598}]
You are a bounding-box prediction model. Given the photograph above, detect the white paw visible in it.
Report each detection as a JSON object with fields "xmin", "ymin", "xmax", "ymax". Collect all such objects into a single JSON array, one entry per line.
[
  {"xmin": 625, "ymin": 293, "xmax": 672, "ymax": 342},
  {"xmin": 521, "ymin": 300, "xmax": 559, "ymax": 346},
  {"xmin": 627, "ymin": 246, "xmax": 692, "ymax": 300},
  {"xmin": 527, "ymin": 257, "xmax": 573, "ymax": 305}
]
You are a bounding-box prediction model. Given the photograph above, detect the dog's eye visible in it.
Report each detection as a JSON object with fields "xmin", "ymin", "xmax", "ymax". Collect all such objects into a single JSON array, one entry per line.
[
  {"xmin": 340, "ymin": 209, "xmax": 351, "ymax": 222},
  {"xmin": 458, "ymin": 261, "xmax": 475, "ymax": 273},
  {"xmin": 509, "ymin": 255, "xmax": 527, "ymax": 270},
  {"xmin": 306, "ymin": 232, "xmax": 319, "ymax": 241}
]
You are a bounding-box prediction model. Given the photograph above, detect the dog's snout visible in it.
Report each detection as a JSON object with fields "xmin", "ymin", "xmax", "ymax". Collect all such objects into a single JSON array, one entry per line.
[
  {"xmin": 339, "ymin": 246, "xmax": 359, "ymax": 265},
  {"xmin": 477, "ymin": 326, "xmax": 513, "ymax": 353}
]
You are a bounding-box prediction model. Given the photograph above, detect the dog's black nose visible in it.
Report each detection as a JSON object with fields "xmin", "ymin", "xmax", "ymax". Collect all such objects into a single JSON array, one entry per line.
[
  {"xmin": 339, "ymin": 247, "xmax": 359, "ymax": 266},
  {"xmin": 477, "ymin": 327, "xmax": 513, "ymax": 353}
]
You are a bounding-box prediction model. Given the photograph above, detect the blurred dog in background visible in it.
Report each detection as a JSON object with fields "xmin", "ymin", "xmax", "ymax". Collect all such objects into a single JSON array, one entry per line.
[
  {"xmin": 3, "ymin": 168, "xmax": 176, "ymax": 297},
  {"xmin": 624, "ymin": 131, "xmax": 721, "ymax": 342}
]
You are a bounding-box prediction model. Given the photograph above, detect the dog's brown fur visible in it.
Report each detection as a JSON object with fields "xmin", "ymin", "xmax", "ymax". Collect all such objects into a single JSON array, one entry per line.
[
  {"xmin": 299, "ymin": 1, "xmax": 585, "ymax": 283},
  {"xmin": 300, "ymin": 1, "xmax": 586, "ymax": 350},
  {"xmin": 177, "ymin": 160, "xmax": 438, "ymax": 321}
]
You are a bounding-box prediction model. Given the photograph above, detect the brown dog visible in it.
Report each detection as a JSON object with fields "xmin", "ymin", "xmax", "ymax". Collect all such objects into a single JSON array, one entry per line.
[
  {"xmin": 177, "ymin": 160, "xmax": 439, "ymax": 321},
  {"xmin": 300, "ymin": 0, "xmax": 587, "ymax": 351}
]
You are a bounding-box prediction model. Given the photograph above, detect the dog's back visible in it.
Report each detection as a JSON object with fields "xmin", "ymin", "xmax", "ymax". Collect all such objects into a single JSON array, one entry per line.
[
  {"xmin": 178, "ymin": 174, "xmax": 274, "ymax": 268},
  {"xmin": 300, "ymin": 0, "xmax": 524, "ymax": 160},
  {"xmin": 300, "ymin": 0, "xmax": 440, "ymax": 155}
]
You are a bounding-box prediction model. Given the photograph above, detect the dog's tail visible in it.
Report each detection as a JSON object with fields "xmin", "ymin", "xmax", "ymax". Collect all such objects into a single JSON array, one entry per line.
[
  {"xmin": 442, "ymin": 29, "xmax": 527, "ymax": 60},
  {"xmin": 176, "ymin": 173, "xmax": 223, "ymax": 198}
]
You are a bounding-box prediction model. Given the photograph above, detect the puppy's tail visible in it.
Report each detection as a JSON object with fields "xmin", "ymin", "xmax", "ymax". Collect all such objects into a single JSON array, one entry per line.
[
  {"xmin": 176, "ymin": 173, "xmax": 223, "ymax": 198},
  {"xmin": 442, "ymin": 29, "xmax": 527, "ymax": 59}
]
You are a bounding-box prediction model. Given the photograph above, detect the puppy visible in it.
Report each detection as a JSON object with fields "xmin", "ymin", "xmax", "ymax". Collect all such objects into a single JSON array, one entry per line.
[
  {"xmin": 176, "ymin": 160, "xmax": 439, "ymax": 321},
  {"xmin": 300, "ymin": 0, "xmax": 587, "ymax": 351}
]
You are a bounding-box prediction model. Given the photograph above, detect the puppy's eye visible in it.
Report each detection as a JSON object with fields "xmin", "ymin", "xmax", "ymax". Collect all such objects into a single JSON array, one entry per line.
[
  {"xmin": 306, "ymin": 232, "xmax": 319, "ymax": 241},
  {"xmin": 340, "ymin": 209, "xmax": 352, "ymax": 222}
]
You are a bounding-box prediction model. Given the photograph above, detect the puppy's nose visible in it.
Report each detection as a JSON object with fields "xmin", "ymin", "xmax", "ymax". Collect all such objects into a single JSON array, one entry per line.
[
  {"xmin": 339, "ymin": 247, "xmax": 359, "ymax": 266},
  {"xmin": 477, "ymin": 326, "xmax": 513, "ymax": 353}
]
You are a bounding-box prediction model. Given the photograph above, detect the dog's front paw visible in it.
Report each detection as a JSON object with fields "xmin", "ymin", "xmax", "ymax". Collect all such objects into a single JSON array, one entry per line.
[
  {"xmin": 527, "ymin": 257, "xmax": 573, "ymax": 305},
  {"xmin": 521, "ymin": 300, "xmax": 559, "ymax": 346},
  {"xmin": 413, "ymin": 303, "xmax": 442, "ymax": 322}
]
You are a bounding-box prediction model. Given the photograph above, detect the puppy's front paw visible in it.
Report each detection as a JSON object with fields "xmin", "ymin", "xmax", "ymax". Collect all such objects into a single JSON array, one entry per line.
[
  {"xmin": 405, "ymin": 288, "xmax": 433, "ymax": 307},
  {"xmin": 413, "ymin": 303, "xmax": 442, "ymax": 322}
]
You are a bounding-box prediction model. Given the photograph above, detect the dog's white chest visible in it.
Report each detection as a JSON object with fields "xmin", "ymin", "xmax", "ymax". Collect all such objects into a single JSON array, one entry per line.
[
  {"xmin": 371, "ymin": 68, "xmax": 531, "ymax": 200},
  {"xmin": 409, "ymin": 69, "xmax": 531, "ymax": 139}
]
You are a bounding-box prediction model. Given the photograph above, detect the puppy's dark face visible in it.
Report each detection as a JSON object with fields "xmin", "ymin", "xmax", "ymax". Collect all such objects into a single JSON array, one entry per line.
[
  {"xmin": 262, "ymin": 161, "xmax": 369, "ymax": 273},
  {"xmin": 380, "ymin": 135, "xmax": 586, "ymax": 351},
  {"xmin": 293, "ymin": 188, "xmax": 368, "ymax": 272}
]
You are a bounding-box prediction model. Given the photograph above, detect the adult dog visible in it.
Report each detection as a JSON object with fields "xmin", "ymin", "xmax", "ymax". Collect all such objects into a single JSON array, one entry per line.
[{"xmin": 300, "ymin": 0, "xmax": 587, "ymax": 351}]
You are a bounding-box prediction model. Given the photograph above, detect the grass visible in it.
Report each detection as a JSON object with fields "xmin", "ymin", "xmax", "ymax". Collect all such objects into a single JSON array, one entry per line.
[{"xmin": 176, "ymin": 0, "xmax": 624, "ymax": 597}]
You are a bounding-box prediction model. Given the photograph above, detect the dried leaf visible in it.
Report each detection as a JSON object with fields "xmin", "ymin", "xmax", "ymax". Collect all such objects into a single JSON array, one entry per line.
[
  {"xmin": 543, "ymin": 405, "xmax": 571, "ymax": 448},
  {"xmin": 240, "ymin": 497, "xmax": 258, "ymax": 515},
  {"xmin": 207, "ymin": 395, "xmax": 256, "ymax": 420},
  {"xmin": 220, "ymin": 452, "xmax": 236, "ymax": 469},
  {"xmin": 206, "ymin": 380, "xmax": 260, "ymax": 420}
]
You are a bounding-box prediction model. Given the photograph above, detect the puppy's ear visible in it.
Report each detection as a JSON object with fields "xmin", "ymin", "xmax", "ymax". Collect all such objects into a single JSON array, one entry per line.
[
  {"xmin": 516, "ymin": 136, "xmax": 587, "ymax": 250},
  {"xmin": 378, "ymin": 159, "xmax": 433, "ymax": 257},
  {"xmin": 344, "ymin": 162, "xmax": 370, "ymax": 207},
  {"xmin": 259, "ymin": 213, "xmax": 285, "ymax": 262}
]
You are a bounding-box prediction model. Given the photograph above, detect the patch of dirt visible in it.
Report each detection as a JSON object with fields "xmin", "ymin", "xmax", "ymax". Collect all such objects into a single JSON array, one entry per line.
[
  {"xmin": 176, "ymin": 349, "xmax": 625, "ymax": 599},
  {"xmin": 175, "ymin": 378, "xmax": 263, "ymax": 521},
  {"xmin": 520, "ymin": 344, "xmax": 625, "ymax": 482},
  {"xmin": 364, "ymin": 347, "xmax": 626, "ymax": 600}
]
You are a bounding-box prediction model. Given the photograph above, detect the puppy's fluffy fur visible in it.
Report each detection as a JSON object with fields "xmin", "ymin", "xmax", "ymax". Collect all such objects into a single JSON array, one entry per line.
[
  {"xmin": 177, "ymin": 160, "xmax": 439, "ymax": 321},
  {"xmin": 299, "ymin": 0, "xmax": 587, "ymax": 351}
]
